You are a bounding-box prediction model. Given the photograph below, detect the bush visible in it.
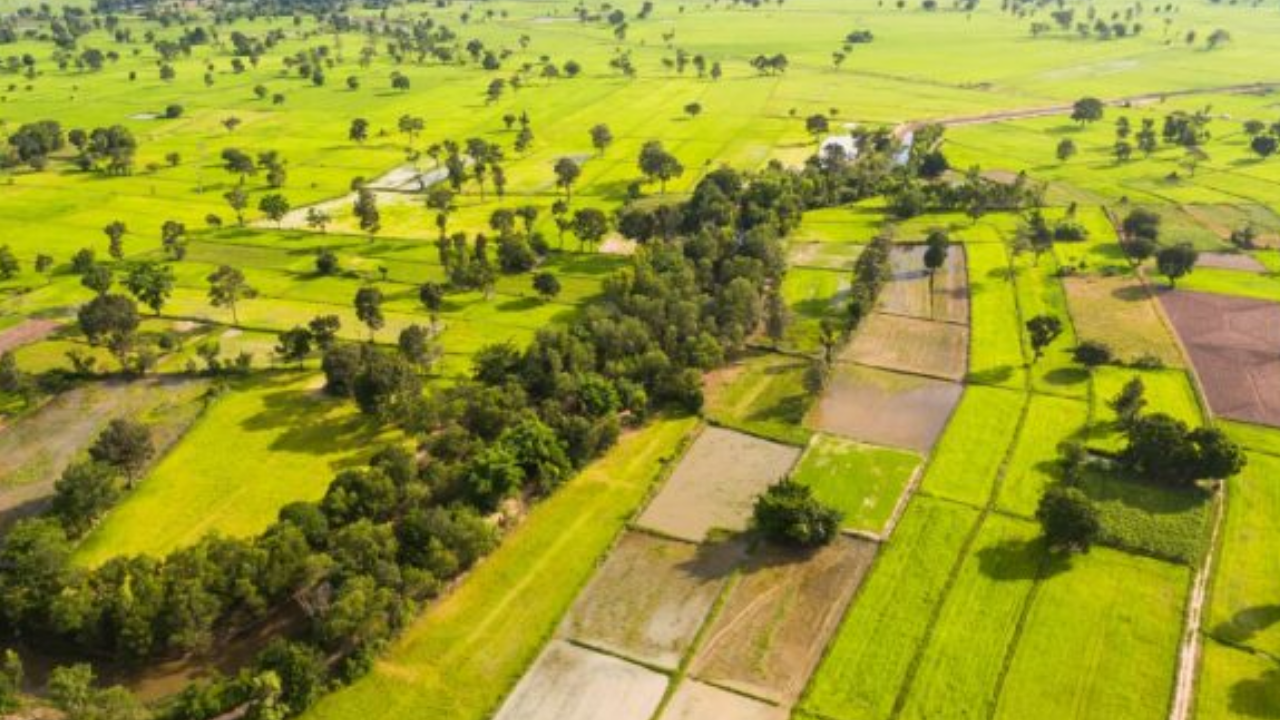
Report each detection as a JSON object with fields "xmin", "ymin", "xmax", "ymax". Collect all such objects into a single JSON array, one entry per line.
[
  {"xmin": 1072, "ymin": 340, "xmax": 1114, "ymax": 368},
  {"xmin": 1036, "ymin": 486, "xmax": 1100, "ymax": 552},
  {"xmin": 753, "ymin": 480, "xmax": 842, "ymax": 547}
]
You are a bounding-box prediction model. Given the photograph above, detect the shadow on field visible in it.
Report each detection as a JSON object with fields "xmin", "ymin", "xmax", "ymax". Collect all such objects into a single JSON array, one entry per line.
[
  {"xmin": 1230, "ymin": 661, "xmax": 1280, "ymax": 718},
  {"xmin": 1212, "ymin": 605, "xmax": 1280, "ymax": 647},
  {"xmin": 239, "ymin": 376, "xmax": 385, "ymax": 458},
  {"xmin": 966, "ymin": 364, "xmax": 1017, "ymax": 385},
  {"xmin": 975, "ymin": 537, "xmax": 1069, "ymax": 582},
  {"xmin": 1041, "ymin": 366, "xmax": 1089, "ymax": 387}
]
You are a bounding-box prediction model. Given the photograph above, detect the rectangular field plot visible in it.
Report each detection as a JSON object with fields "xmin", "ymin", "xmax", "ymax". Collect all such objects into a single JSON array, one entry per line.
[
  {"xmin": 637, "ymin": 427, "xmax": 801, "ymax": 543},
  {"xmin": 492, "ymin": 640, "xmax": 667, "ymax": 720},
  {"xmin": 1077, "ymin": 469, "xmax": 1211, "ymax": 565},
  {"xmin": 878, "ymin": 245, "xmax": 969, "ymax": 324},
  {"xmin": 1209, "ymin": 452, "xmax": 1280, "ymax": 656},
  {"xmin": 966, "ymin": 242, "xmax": 1027, "ymax": 389},
  {"xmin": 997, "ymin": 394, "xmax": 1090, "ymax": 518},
  {"xmin": 690, "ymin": 537, "xmax": 877, "ymax": 705},
  {"xmin": 919, "ymin": 386, "xmax": 1026, "ymax": 507},
  {"xmin": 994, "ymin": 549, "xmax": 1188, "ymax": 720},
  {"xmin": 842, "ymin": 313, "xmax": 969, "ymax": 381},
  {"xmin": 898, "ymin": 515, "xmax": 1044, "ymax": 720},
  {"xmin": 1196, "ymin": 639, "xmax": 1280, "ymax": 720},
  {"xmin": 788, "ymin": 241, "xmax": 862, "ymax": 270},
  {"xmin": 557, "ymin": 532, "xmax": 741, "ymax": 670},
  {"xmin": 791, "ymin": 434, "xmax": 921, "ymax": 536},
  {"xmin": 1063, "ymin": 275, "xmax": 1185, "ymax": 367},
  {"xmin": 1160, "ymin": 291, "xmax": 1280, "ymax": 427},
  {"xmin": 704, "ymin": 353, "xmax": 812, "ymax": 446},
  {"xmin": 660, "ymin": 680, "xmax": 788, "ymax": 720},
  {"xmin": 800, "ymin": 497, "xmax": 979, "ymax": 720},
  {"xmin": 808, "ymin": 364, "xmax": 963, "ymax": 453}
]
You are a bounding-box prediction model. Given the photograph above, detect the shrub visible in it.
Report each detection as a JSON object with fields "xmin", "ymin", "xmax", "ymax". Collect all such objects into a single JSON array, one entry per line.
[{"xmin": 753, "ymin": 480, "xmax": 842, "ymax": 547}]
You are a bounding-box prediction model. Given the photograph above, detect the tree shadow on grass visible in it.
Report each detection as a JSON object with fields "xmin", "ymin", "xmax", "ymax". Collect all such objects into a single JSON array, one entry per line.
[
  {"xmin": 495, "ymin": 297, "xmax": 541, "ymax": 313},
  {"xmin": 1077, "ymin": 468, "xmax": 1208, "ymax": 516},
  {"xmin": 966, "ymin": 364, "xmax": 1017, "ymax": 385},
  {"xmin": 673, "ymin": 536, "xmax": 750, "ymax": 583},
  {"xmin": 1231, "ymin": 661, "xmax": 1280, "ymax": 718},
  {"xmin": 975, "ymin": 536, "xmax": 1071, "ymax": 582},
  {"xmin": 1212, "ymin": 605, "xmax": 1280, "ymax": 647},
  {"xmin": 1041, "ymin": 366, "xmax": 1089, "ymax": 387},
  {"xmin": 238, "ymin": 376, "xmax": 388, "ymax": 458}
]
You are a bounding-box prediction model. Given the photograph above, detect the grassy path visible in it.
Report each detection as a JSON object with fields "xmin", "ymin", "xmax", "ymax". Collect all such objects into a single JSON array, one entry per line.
[{"xmin": 301, "ymin": 416, "xmax": 697, "ymax": 720}]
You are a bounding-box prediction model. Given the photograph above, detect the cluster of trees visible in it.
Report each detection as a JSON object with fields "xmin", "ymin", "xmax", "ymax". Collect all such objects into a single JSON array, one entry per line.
[
  {"xmin": 1119, "ymin": 208, "xmax": 1200, "ymax": 286},
  {"xmin": 3, "ymin": 120, "xmax": 138, "ymax": 173},
  {"xmin": 1242, "ymin": 117, "xmax": 1280, "ymax": 159},
  {"xmin": 51, "ymin": 419, "xmax": 154, "ymax": 537},
  {"xmin": 1037, "ymin": 379, "xmax": 1245, "ymax": 553}
]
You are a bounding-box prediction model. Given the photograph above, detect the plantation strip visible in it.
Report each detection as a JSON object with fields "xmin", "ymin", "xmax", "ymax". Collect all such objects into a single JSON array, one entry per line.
[{"xmin": 302, "ymin": 416, "xmax": 697, "ymax": 720}]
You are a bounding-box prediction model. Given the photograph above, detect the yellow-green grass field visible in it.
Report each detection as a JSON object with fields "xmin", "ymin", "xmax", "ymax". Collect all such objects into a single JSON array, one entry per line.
[
  {"xmin": 75, "ymin": 372, "xmax": 396, "ymax": 565},
  {"xmin": 799, "ymin": 496, "xmax": 979, "ymax": 720},
  {"xmin": 1089, "ymin": 365, "xmax": 1205, "ymax": 452},
  {"xmin": 1208, "ymin": 450, "xmax": 1280, "ymax": 656},
  {"xmin": 704, "ymin": 351, "xmax": 812, "ymax": 446},
  {"xmin": 997, "ymin": 393, "xmax": 1091, "ymax": 518},
  {"xmin": 790, "ymin": 433, "xmax": 921, "ymax": 535},
  {"xmin": 1196, "ymin": 639, "xmax": 1280, "ymax": 720},
  {"xmin": 965, "ymin": 242, "xmax": 1027, "ymax": 390},
  {"xmin": 301, "ymin": 416, "xmax": 696, "ymax": 720},
  {"xmin": 918, "ymin": 384, "xmax": 1026, "ymax": 507}
]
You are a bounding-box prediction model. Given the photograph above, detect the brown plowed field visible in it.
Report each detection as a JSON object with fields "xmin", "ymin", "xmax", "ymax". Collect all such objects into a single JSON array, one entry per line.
[{"xmin": 1159, "ymin": 290, "xmax": 1280, "ymax": 427}]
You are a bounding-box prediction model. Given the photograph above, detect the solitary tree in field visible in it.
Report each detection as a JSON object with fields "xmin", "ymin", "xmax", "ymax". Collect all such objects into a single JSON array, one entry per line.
[
  {"xmin": 1156, "ymin": 242, "xmax": 1198, "ymax": 287},
  {"xmin": 805, "ymin": 114, "xmax": 830, "ymax": 145},
  {"xmin": 1250, "ymin": 135, "xmax": 1278, "ymax": 159},
  {"xmin": 348, "ymin": 118, "xmax": 370, "ymax": 144},
  {"xmin": 532, "ymin": 271, "xmax": 561, "ymax": 301},
  {"xmin": 1055, "ymin": 138, "xmax": 1077, "ymax": 163},
  {"xmin": 398, "ymin": 115, "xmax": 425, "ymax": 146},
  {"xmin": 221, "ymin": 148, "xmax": 256, "ymax": 184},
  {"xmin": 103, "ymin": 221, "xmax": 127, "ymax": 259},
  {"xmin": 207, "ymin": 265, "xmax": 256, "ymax": 325},
  {"xmin": 1072, "ymin": 340, "xmax": 1114, "ymax": 371},
  {"xmin": 753, "ymin": 480, "xmax": 842, "ymax": 548},
  {"xmin": 1071, "ymin": 97, "xmax": 1105, "ymax": 124},
  {"xmin": 684, "ymin": 102, "xmax": 703, "ymax": 119},
  {"xmin": 78, "ymin": 294, "xmax": 139, "ymax": 369},
  {"xmin": 305, "ymin": 207, "xmax": 331, "ymax": 233},
  {"xmin": 554, "ymin": 157, "xmax": 581, "ymax": 201},
  {"xmin": 354, "ymin": 286, "xmax": 385, "ymax": 340},
  {"xmin": 353, "ymin": 188, "xmax": 381, "ymax": 239},
  {"xmin": 590, "ymin": 124, "xmax": 613, "ymax": 155},
  {"xmin": 1026, "ymin": 314, "xmax": 1064, "ymax": 362},
  {"xmin": 258, "ymin": 193, "xmax": 291, "ymax": 227},
  {"xmin": 224, "ymin": 187, "xmax": 249, "ymax": 226},
  {"xmin": 275, "ymin": 326, "xmax": 313, "ymax": 368},
  {"xmin": 923, "ymin": 230, "xmax": 949, "ymax": 296},
  {"xmin": 638, "ymin": 141, "xmax": 684, "ymax": 193},
  {"xmin": 0, "ymin": 247, "xmax": 17, "ymax": 281},
  {"xmin": 1037, "ymin": 486, "xmax": 1100, "ymax": 553},
  {"xmin": 1206, "ymin": 28, "xmax": 1231, "ymax": 49},
  {"xmin": 88, "ymin": 418, "xmax": 154, "ymax": 488}
]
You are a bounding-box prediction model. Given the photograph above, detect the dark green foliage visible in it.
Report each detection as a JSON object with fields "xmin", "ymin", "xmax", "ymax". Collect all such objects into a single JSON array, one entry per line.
[
  {"xmin": 1109, "ymin": 377, "xmax": 1147, "ymax": 429},
  {"xmin": 1156, "ymin": 242, "xmax": 1198, "ymax": 287},
  {"xmin": 52, "ymin": 461, "xmax": 121, "ymax": 538},
  {"xmin": 1120, "ymin": 413, "xmax": 1246, "ymax": 487},
  {"xmin": 1072, "ymin": 340, "xmax": 1113, "ymax": 369},
  {"xmin": 1036, "ymin": 486, "xmax": 1100, "ymax": 552},
  {"xmin": 753, "ymin": 480, "xmax": 842, "ymax": 547},
  {"xmin": 1026, "ymin": 314, "xmax": 1063, "ymax": 361},
  {"xmin": 88, "ymin": 418, "xmax": 154, "ymax": 484}
]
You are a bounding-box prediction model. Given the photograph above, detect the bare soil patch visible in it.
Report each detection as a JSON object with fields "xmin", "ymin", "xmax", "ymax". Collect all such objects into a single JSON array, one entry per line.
[
  {"xmin": 842, "ymin": 313, "xmax": 969, "ymax": 381},
  {"xmin": 1063, "ymin": 275, "xmax": 1185, "ymax": 366},
  {"xmin": 558, "ymin": 532, "xmax": 743, "ymax": 670},
  {"xmin": 637, "ymin": 427, "xmax": 801, "ymax": 543},
  {"xmin": 1159, "ymin": 290, "xmax": 1280, "ymax": 427},
  {"xmin": 599, "ymin": 234, "xmax": 637, "ymax": 256},
  {"xmin": 0, "ymin": 318, "xmax": 60, "ymax": 354},
  {"xmin": 689, "ymin": 537, "xmax": 877, "ymax": 705},
  {"xmin": 492, "ymin": 640, "xmax": 667, "ymax": 720},
  {"xmin": 660, "ymin": 680, "xmax": 788, "ymax": 720},
  {"xmin": 808, "ymin": 364, "xmax": 963, "ymax": 452},
  {"xmin": 1197, "ymin": 252, "xmax": 1266, "ymax": 273},
  {"xmin": 878, "ymin": 245, "xmax": 969, "ymax": 323}
]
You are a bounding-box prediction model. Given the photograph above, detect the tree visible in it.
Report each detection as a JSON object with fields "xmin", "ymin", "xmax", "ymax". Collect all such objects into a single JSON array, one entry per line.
[
  {"xmin": 1026, "ymin": 314, "xmax": 1064, "ymax": 361},
  {"xmin": 397, "ymin": 115, "xmax": 425, "ymax": 146},
  {"xmin": 0, "ymin": 650, "xmax": 21, "ymax": 714},
  {"xmin": 418, "ymin": 282, "xmax": 445, "ymax": 315},
  {"xmin": 275, "ymin": 326, "xmax": 313, "ymax": 368},
  {"xmin": 922, "ymin": 230, "xmax": 949, "ymax": 295},
  {"xmin": 590, "ymin": 124, "xmax": 613, "ymax": 155},
  {"xmin": 683, "ymin": 102, "xmax": 703, "ymax": 119},
  {"xmin": 224, "ymin": 187, "xmax": 249, "ymax": 226},
  {"xmin": 88, "ymin": 418, "xmax": 154, "ymax": 487},
  {"xmin": 0, "ymin": 246, "xmax": 18, "ymax": 280},
  {"xmin": 398, "ymin": 324, "xmax": 439, "ymax": 369},
  {"xmin": 752, "ymin": 480, "xmax": 842, "ymax": 547},
  {"xmin": 305, "ymin": 207, "xmax": 331, "ymax": 233},
  {"xmin": 258, "ymin": 193, "xmax": 291, "ymax": 227},
  {"xmin": 77, "ymin": 294, "xmax": 139, "ymax": 368},
  {"xmin": 221, "ymin": 148, "xmax": 256, "ymax": 184},
  {"xmin": 0, "ymin": 519, "xmax": 73, "ymax": 628},
  {"xmin": 354, "ymin": 286, "xmax": 384, "ymax": 340},
  {"xmin": 1110, "ymin": 377, "xmax": 1147, "ymax": 429},
  {"xmin": 1036, "ymin": 486, "xmax": 1100, "ymax": 553},
  {"xmin": 553, "ymin": 157, "xmax": 581, "ymax": 201},
  {"xmin": 348, "ymin": 118, "xmax": 369, "ymax": 144},
  {"xmin": 638, "ymin": 141, "xmax": 684, "ymax": 193},
  {"xmin": 315, "ymin": 249, "xmax": 340, "ymax": 276},
  {"xmin": 80, "ymin": 263, "xmax": 113, "ymax": 296},
  {"xmin": 1121, "ymin": 413, "xmax": 1245, "ymax": 487},
  {"xmin": 572, "ymin": 208, "xmax": 609, "ymax": 251},
  {"xmin": 308, "ymin": 315, "xmax": 342, "ymax": 350},
  {"xmin": 532, "ymin": 271, "xmax": 561, "ymax": 300},
  {"xmin": 805, "ymin": 114, "xmax": 830, "ymax": 144},
  {"xmin": 353, "ymin": 188, "xmax": 381, "ymax": 239},
  {"xmin": 1250, "ymin": 134, "xmax": 1278, "ymax": 159},
  {"xmin": 1071, "ymin": 97, "xmax": 1105, "ymax": 124},
  {"xmin": 1056, "ymin": 138, "xmax": 1078, "ymax": 162},
  {"xmin": 104, "ymin": 220, "xmax": 127, "ymax": 259},
  {"xmin": 1072, "ymin": 340, "xmax": 1113, "ymax": 370},
  {"xmin": 1206, "ymin": 28, "xmax": 1231, "ymax": 49},
  {"xmin": 123, "ymin": 261, "xmax": 175, "ymax": 315},
  {"xmin": 52, "ymin": 460, "xmax": 121, "ymax": 537},
  {"xmin": 1156, "ymin": 242, "xmax": 1198, "ymax": 287},
  {"xmin": 207, "ymin": 265, "xmax": 256, "ymax": 325}
]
